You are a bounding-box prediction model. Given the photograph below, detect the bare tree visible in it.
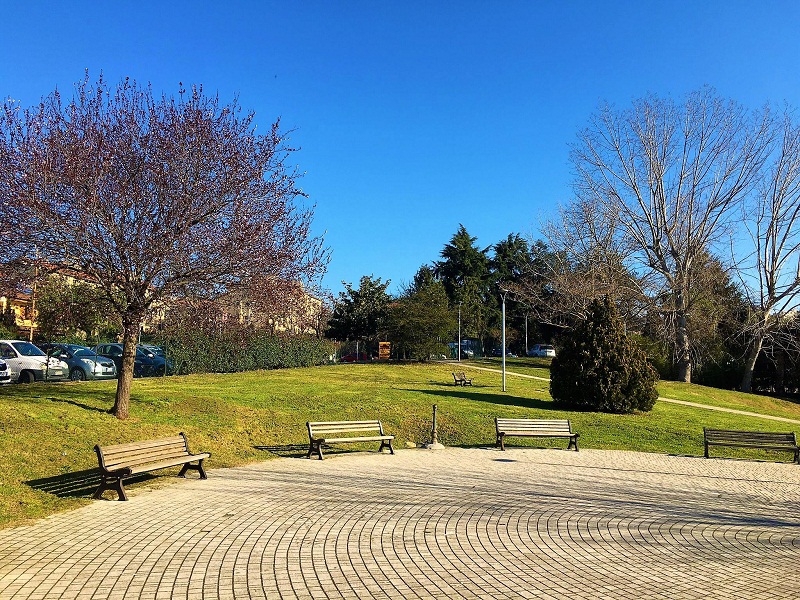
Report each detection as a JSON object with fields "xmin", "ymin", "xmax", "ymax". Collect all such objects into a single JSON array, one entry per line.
[
  {"xmin": 738, "ymin": 111, "xmax": 800, "ymax": 392},
  {"xmin": 571, "ymin": 88, "xmax": 773, "ymax": 382},
  {"xmin": 0, "ymin": 74, "xmax": 328, "ymax": 418},
  {"xmin": 514, "ymin": 199, "xmax": 649, "ymax": 331}
]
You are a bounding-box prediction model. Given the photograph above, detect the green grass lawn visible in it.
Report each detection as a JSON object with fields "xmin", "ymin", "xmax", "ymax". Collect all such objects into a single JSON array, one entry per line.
[{"xmin": 1, "ymin": 360, "xmax": 798, "ymax": 529}]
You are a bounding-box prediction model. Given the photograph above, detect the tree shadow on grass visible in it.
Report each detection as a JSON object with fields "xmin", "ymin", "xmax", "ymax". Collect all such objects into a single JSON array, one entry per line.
[
  {"xmin": 25, "ymin": 469, "xmax": 157, "ymax": 498},
  {"xmin": 399, "ymin": 388, "xmax": 557, "ymax": 411},
  {"xmin": 46, "ymin": 397, "xmax": 110, "ymax": 414}
]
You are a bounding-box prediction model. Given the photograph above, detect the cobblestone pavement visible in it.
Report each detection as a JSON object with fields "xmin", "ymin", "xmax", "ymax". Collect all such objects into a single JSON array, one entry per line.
[{"xmin": 1, "ymin": 447, "xmax": 799, "ymax": 599}]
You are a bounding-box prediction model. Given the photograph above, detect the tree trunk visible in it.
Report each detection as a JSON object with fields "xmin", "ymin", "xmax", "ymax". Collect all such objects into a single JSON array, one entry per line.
[
  {"xmin": 112, "ymin": 319, "xmax": 141, "ymax": 420},
  {"xmin": 740, "ymin": 332, "xmax": 764, "ymax": 393},
  {"xmin": 675, "ymin": 296, "xmax": 692, "ymax": 383},
  {"xmin": 776, "ymin": 350, "xmax": 786, "ymax": 396}
]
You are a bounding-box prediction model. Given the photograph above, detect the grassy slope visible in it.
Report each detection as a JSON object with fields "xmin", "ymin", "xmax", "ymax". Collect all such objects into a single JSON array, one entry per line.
[{"xmin": 1, "ymin": 360, "xmax": 798, "ymax": 528}]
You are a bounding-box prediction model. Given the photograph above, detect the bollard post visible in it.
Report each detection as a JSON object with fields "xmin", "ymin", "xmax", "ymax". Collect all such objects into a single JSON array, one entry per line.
[{"xmin": 423, "ymin": 404, "xmax": 445, "ymax": 450}]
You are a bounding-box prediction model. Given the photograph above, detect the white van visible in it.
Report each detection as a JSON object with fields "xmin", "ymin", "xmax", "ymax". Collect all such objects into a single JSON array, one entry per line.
[{"xmin": 0, "ymin": 340, "xmax": 67, "ymax": 383}]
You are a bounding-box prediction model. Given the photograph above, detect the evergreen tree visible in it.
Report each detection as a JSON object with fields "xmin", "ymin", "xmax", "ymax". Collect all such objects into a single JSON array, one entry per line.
[
  {"xmin": 550, "ymin": 296, "xmax": 658, "ymax": 413},
  {"xmin": 325, "ymin": 276, "xmax": 391, "ymax": 350},
  {"xmin": 387, "ymin": 268, "xmax": 455, "ymax": 360}
]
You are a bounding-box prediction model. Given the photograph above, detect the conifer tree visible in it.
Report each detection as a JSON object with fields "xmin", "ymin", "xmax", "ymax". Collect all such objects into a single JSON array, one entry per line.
[{"xmin": 550, "ymin": 296, "xmax": 658, "ymax": 413}]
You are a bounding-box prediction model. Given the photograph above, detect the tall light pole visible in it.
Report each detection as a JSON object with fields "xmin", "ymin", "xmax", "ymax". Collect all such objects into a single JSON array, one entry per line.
[
  {"xmin": 457, "ymin": 301, "xmax": 462, "ymax": 362},
  {"xmin": 500, "ymin": 287, "xmax": 508, "ymax": 392}
]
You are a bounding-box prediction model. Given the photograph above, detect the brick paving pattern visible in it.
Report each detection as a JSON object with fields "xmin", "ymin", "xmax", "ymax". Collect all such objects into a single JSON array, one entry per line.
[{"xmin": 0, "ymin": 447, "xmax": 798, "ymax": 599}]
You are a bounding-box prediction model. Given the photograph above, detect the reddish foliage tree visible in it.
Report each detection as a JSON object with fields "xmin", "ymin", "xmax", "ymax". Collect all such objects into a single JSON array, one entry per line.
[{"xmin": 0, "ymin": 74, "xmax": 328, "ymax": 418}]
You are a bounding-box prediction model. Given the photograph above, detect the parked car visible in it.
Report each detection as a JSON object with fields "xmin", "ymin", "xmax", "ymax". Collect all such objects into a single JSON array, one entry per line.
[
  {"xmin": 0, "ymin": 340, "xmax": 68, "ymax": 383},
  {"xmin": 140, "ymin": 344, "xmax": 166, "ymax": 358},
  {"xmin": 0, "ymin": 359, "xmax": 11, "ymax": 384},
  {"xmin": 528, "ymin": 344, "xmax": 556, "ymax": 358},
  {"xmin": 136, "ymin": 344, "xmax": 173, "ymax": 375},
  {"xmin": 491, "ymin": 348, "xmax": 517, "ymax": 357},
  {"xmin": 92, "ymin": 343, "xmax": 152, "ymax": 377},
  {"xmin": 340, "ymin": 352, "xmax": 368, "ymax": 363},
  {"xmin": 39, "ymin": 343, "xmax": 117, "ymax": 381}
]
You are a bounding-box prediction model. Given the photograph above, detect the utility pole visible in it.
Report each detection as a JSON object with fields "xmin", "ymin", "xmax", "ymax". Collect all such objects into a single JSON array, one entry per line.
[
  {"xmin": 500, "ymin": 287, "xmax": 508, "ymax": 392},
  {"xmin": 457, "ymin": 302, "xmax": 462, "ymax": 362}
]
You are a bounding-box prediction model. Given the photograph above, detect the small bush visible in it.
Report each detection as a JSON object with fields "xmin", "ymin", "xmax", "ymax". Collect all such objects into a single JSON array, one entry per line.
[{"xmin": 550, "ymin": 296, "xmax": 658, "ymax": 413}]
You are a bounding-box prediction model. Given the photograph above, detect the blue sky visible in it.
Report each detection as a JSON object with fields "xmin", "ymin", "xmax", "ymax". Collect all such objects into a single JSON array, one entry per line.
[{"xmin": 4, "ymin": 1, "xmax": 800, "ymax": 295}]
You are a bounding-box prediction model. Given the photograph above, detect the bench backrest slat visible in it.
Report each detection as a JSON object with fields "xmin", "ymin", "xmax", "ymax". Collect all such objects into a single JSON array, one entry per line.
[
  {"xmin": 704, "ymin": 428, "xmax": 796, "ymax": 445},
  {"xmin": 308, "ymin": 420, "xmax": 384, "ymax": 437},
  {"xmin": 496, "ymin": 418, "xmax": 572, "ymax": 434},
  {"xmin": 96, "ymin": 435, "xmax": 190, "ymax": 470}
]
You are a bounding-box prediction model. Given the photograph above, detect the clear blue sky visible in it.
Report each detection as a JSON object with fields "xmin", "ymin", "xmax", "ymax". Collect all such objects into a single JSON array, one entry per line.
[{"xmin": 4, "ymin": 1, "xmax": 800, "ymax": 295}]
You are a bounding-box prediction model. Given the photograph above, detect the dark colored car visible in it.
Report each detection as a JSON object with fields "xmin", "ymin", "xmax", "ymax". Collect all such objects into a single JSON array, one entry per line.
[
  {"xmin": 92, "ymin": 343, "xmax": 153, "ymax": 377},
  {"xmin": 39, "ymin": 343, "xmax": 117, "ymax": 381},
  {"xmin": 340, "ymin": 352, "xmax": 368, "ymax": 363},
  {"xmin": 136, "ymin": 344, "xmax": 173, "ymax": 375}
]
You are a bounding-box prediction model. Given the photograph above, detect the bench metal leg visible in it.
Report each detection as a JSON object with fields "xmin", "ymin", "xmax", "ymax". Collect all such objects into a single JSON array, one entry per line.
[
  {"xmin": 178, "ymin": 459, "xmax": 208, "ymax": 479},
  {"xmin": 93, "ymin": 475, "xmax": 128, "ymax": 501},
  {"xmin": 379, "ymin": 440, "xmax": 395, "ymax": 455},
  {"xmin": 315, "ymin": 441, "xmax": 325, "ymax": 460},
  {"xmin": 498, "ymin": 433, "xmax": 506, "ymax": 451},
  {"xmin": 704, "ymin": 442, "xmax": 709, "ymax": 458},
  {"xmin": 568, "ymin": 436, "xmax": 579, "ymax": 452}
]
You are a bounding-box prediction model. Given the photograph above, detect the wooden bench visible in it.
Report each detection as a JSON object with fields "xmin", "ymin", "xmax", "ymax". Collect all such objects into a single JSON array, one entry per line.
[
  {"xmin": 495, "ymin": 418, "xmax": 579, "ymax": 451},
  {"xmin": 453, "ymin": 371, "xmax": 473, "ymax": 386},
  {"xmin": 703, "ymin": 428, "xmax": 799, "ymax": 463},
  {"xmin": 307, "ymin": 420, "xmax": 394, "ymax": 460},
  {"xmin": 93, "ymin": 433, "xmax": 210, "ymax": 501}
]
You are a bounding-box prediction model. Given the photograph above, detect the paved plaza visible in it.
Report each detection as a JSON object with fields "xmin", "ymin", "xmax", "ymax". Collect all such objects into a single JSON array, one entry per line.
[{"xmin": 0, "ymin": 447, "xmax": 798, "ymax": 599}]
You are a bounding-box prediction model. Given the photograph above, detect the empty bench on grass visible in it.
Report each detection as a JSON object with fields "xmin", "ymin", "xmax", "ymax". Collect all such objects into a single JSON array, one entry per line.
[
  {"xmin": 495, "ymin": 418, "xmax": 579, "ymax": 451},
  {"xmin": 453, "ymin": 371, "xmax": 473, "ymax": 386},
  {"xmin": 93, "ymin": 433, "xmax": 210, "ymax": 501},
  {"xmin": 307, "ymin": 420, "xmax": 394, "ymax": 460},
  {"xmin": 703, "ymin": 428, "xmax": 799, "ymax": 463}
]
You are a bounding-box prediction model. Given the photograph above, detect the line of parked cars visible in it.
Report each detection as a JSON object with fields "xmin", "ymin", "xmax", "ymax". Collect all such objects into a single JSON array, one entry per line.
[{"xmin": 0, "ymin": 339, "xmax": 173, "ymax": 384}]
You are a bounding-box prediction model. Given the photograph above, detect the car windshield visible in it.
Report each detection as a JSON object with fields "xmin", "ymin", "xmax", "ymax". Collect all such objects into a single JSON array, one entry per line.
[
  {"xmin": 541, "ymin": 345, "xmax": 554, "ymax": 350},
  {"xmin": 11, "ymin": 342, "xmax": 46, "ymax": 357},
  {"xmin": 71, "ymin": 347, "xmax": 96, "ymax": 357}
]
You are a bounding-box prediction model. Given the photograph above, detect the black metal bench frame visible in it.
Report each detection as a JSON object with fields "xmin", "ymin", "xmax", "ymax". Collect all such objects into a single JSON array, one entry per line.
[
  {"xmin": 495, "ymin": 418, "xmax": 579, "ymax": 451},
  {"xmin": 93, "ymin": 432, "xmax": 210, "ymax": 501},
  {"xmin": 307, "ymin": 420, "xmax": 394, "ymax": 460},
  {"xmin": 703, "ymin": 428, "xmax": 799, "ymax": 463}
]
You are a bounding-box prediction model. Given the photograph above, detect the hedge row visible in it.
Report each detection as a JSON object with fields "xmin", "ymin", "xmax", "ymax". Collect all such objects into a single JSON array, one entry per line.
[{"xmin": 154, "ymin": 329, "xmax": 335, "ymax": 375}]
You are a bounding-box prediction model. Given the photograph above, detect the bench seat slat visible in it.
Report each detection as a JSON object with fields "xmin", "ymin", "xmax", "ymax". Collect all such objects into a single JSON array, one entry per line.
[
  {"xmin": 319, "ymin": 435, "xmax": 394, "ymax": 443},
  {"xmin": 127, "ymin": 453, "xmax": 211, "ymax": 475}
]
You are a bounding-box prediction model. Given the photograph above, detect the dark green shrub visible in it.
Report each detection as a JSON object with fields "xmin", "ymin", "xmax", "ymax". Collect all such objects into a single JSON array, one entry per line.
[
  {"xmin": 155, "ymin": 326, "xmax": 334, "ymax": 375},
  {"xmin": 550, "ymin": 296, "xmax": 658, "ymax": 413}
]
